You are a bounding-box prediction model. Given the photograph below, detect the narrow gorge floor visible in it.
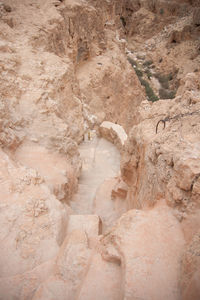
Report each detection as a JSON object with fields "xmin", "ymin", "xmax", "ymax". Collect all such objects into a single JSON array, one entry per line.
[
  {"xmin": 71, "ymin": 136, "xmax": 120, "ymax": 215},
  {"xmin": 67, "ymin": 136, "xmax": 124, "ymax": 300}
]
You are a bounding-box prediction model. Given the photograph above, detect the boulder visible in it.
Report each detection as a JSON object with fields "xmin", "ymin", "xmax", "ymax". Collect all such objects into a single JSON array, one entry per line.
[
  {"xmin": 99, "ymin": 121, "xmax": 127, "ymax": 151},
  {"xmin": 101, "ymin": 203, "xmax": 185, "ymax": 300}
]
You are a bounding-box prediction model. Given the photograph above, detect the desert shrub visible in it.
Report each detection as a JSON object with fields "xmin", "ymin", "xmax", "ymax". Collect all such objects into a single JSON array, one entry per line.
[
  {"xmin": 139, "ymin": 78, "xmax": 159, "ymax": 102},
  {"xmin": 127, "ymin": 57, "xmax": 137, "ymax": 67},
  {"xmin": 135, "ymin": 68, "xmax": 143, "ymax": 77},
  {"xmin": 145, "ymin": 69, "xmax": 152, "ymax": 79},
  {"xmin": 159, "ymin": 88, "xmax": 176, "ymax": 99},
  {"xmin": 143, "ymin": 60, "xmax": 153, "ymax": 67},
  {"xmin": 127, "ymin": 57, "xmax": 143, "ymax": 78}
]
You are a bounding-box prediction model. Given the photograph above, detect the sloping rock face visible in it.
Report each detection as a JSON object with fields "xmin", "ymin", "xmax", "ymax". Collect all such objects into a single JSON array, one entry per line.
[
  {"xmin": 121, "ymin": 72, "xmax": 200, "ymax": 299},
  {"xmin": 76, "ymin": 50, "xmax": 145, "ymax": 131},
  {"xmin": 101, "ymin": 203, "xmax": 185, "ymax": 300},
  {"xmin": 0, "ymin": 0, "xmax": 144, "ymax": 152},
  {"xmin": 121, "ymin": 72, "xmax": 200, "ymax": 213},
  {"xmin": 0, "ymin": 148, "xmax": 70, "ymax": 278},
  {"xmin": 0, "ymin": 0, "xmax": 144, "ymax": 298},
  {"xmin": 181, "ymin": 230, "xmax": 200, "ymax": 300},
  {"xmin": 99, "ymin": 121, "xmax": 128, "ymax": 151}
]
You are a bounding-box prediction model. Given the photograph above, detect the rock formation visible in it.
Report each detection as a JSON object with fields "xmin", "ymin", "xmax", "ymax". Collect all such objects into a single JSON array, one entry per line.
[
  {"xmin": 0, "ymin": 0, "xmax": 200, "ymax": 299},
  {"xmin": 99, "ymin": 121, "xmax": 127, "ymax": 151}
]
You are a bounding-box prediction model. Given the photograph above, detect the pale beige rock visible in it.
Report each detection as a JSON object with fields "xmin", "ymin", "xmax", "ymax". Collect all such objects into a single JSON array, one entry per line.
[
  {"xmin": 0, "ymin": 148, "xmax": 70, "ymax": 278},
  {"xmin": 119, "ymin": 71, "xmax": 200, "ymax": 298},
  {"xmin": 76, "ymin": 50, "xmax": 145, "ymax": 132},
  {"xmin": 0, "ymin": 0, "xmax": 200, "ymax": 298},
  {"xmin": 33, "ymin": 230, "xmax": 92, "ymax": 300},
  {"xmin": 99, "ymin": 121, "xmax": 128, "ymax": 151},
  {"xmin": 71, "ymin": 137, "xmax": 120, "ymax": 215},
  {"xmin": 67, "ymin": 214, "xmax": 101, "ymax": 237},
  {"xmin": 0, "ymin": 260, "xmax": 54, "ymax": 300},
  {"xmin": 14, "ymin": 142, "xmax": 79, "ymax": 202},
  {"xmin": 121, "ymin": 72, "xmax": 200, "ymax": 213},
  {"xmin": 93, "ymin": 177, "xmax": 128, "ymax": 233},
  {"xmin": 101, "ymin": 202, "xmax": 185, "ymax": 300},
  {"xmin": 181, "ymin": 230, "xmax": 200, "ymax": 300},
  {"xmin": 78, "ymin": 253, "xmax": 123, "ymax": 300}
]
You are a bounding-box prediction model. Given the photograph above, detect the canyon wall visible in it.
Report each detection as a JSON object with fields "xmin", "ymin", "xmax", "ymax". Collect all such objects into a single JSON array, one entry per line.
[{"xmin": 0, "ymin": 0, "xmax": 200, "ymax": 299}]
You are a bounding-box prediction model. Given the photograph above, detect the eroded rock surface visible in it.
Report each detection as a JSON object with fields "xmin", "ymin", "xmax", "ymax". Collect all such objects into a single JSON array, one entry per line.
[
  {"xmin": 99, "ymin": 121, "xmax": 128, "ymax": 151},
  {"xmin": 0, "ymin": 0, "xmax": 200, "ymax": 299},
  {"xmin": 101, "ymin": 202, "xmax": 185, "ymax": 300}
]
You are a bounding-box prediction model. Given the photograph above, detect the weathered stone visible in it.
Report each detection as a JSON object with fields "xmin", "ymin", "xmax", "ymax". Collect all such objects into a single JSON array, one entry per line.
[
  {"xmin": 101, "ymin": 203, "xmax": 185, "ymax": 300},
  {"xmin": 99, "ymin": 121, "xmax": 127, "ymax": 151},
  {"xmin": 0, "ymin": 0, "xmax": 199, "ymax": 298}
]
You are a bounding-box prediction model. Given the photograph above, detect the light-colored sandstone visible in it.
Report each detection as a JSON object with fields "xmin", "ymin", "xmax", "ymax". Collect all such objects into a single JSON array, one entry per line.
[
  {"xmin": 0, "ymin": 0, "xmax": 200, "ymax": 298},
  {"xmin": 99, "ymin": 121, "xmax": 128, "ymax": 151},
  {"xmin": 0, "ymin": 148, "xmax": 70, "ymax": 278},
  {"xmin": 101, "ymin": 202, "xmax": 185, "ymax": 300}
]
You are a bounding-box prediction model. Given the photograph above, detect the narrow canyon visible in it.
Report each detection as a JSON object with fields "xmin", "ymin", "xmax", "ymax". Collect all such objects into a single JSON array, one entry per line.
[{"xmin": 0, "ymin": 0, "xmax": 200, "ymax": 299}]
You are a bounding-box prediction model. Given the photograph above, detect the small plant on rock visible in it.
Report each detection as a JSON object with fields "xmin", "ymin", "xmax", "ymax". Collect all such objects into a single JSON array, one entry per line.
[
  {"xmin": 135, "ymin": 68, "xmax": 143, "ymax": 78},
  {"xmin": 139, "ymin": 78, "xmax": 159, "ymax": 102},
  {"xmin": 145, "ymin": 69, "xmax": 152, "ymax": 79},
  {"xmin": 143, "ymin": 60, "xmax": 153, "ymax": 67},
  {"xmin": 127, "ymin": 57, "xmax": 137, "ymax": 67}
]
